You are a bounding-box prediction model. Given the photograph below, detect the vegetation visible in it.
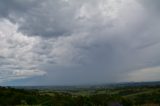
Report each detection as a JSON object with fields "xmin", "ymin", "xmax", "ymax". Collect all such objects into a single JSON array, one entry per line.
[{"xmin": 0, "ymin": 85, "xmax": 160, "ymax": 106}]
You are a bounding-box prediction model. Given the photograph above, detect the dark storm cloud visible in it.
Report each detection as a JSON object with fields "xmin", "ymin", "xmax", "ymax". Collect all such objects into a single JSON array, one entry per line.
[
  {"xmin": 0, "ymin": 0, "xmax": 115, "ymax": 37},
  {"xmin": 138, "ymin": 0, "xmax": 160, "ymax": 14},
  {"xmin": 0, "ymin": 0, "xmax": 38, "ymax": 18},
  {"xmin": 1, "ymin": 0, "xmax": 160, "ymax": 85},
  {"xmin": 0, "ymin": 0, "xmax": 78, "ymax": 37}
]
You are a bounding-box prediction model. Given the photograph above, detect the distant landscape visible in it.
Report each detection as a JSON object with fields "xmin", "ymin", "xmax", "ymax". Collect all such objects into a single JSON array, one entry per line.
[
  {"xmin": 0, "ymin": 81, "xmax": 160, "ymax": 106},
  {"xmin": 1, "ymin": 0, "xmax": 160, "ymax": 106}
]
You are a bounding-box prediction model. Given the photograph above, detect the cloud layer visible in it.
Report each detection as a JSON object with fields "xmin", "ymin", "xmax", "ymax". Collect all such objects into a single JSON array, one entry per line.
[{"xmin": 0, "ymin": 0, "xmax": 160, "ymax": 85}]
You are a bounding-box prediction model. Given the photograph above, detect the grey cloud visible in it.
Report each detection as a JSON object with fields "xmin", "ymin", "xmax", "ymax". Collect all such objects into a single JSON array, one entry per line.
[
  {"xmin": 0, "ymin": 0, "xmax": 38, "ymax": 18},
  {"xmin": 138, "ymin": 0, "xmax": 160, "ymax": 14},
  {"xmin": 0, "ymin": 0, "xmax": 76, "ymax": 37},
  {"xmin": 0, "ymin": 20, "xmax": 46, "ymax": 82},
  {"xmin": 19, "ymin": 0, "xmax": 160, "ymax": 84},
  {"xmin": 0, "ymin": 0, "xmax": 116, "ymax": 37},
  {"xmin": 1, "ymin": 0, "xmax": 160, "ymax": 85}
]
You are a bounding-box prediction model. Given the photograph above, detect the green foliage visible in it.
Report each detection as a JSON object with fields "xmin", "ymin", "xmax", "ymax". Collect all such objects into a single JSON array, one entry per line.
[{"xmin": 0, "ymin": 86, "xmax": 159, "ymax": 106}]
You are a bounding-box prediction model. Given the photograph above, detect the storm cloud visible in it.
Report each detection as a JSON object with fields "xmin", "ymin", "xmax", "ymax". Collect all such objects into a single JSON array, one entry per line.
[{"xmin": 0, "ymin": 0, "xmax": 160, "ymax": 85}]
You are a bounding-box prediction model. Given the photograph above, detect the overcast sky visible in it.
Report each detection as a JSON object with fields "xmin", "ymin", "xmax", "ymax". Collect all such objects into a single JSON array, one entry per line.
[{"xmin": 0, "ymin": 0, "xmax": 160, "ymax": 85}]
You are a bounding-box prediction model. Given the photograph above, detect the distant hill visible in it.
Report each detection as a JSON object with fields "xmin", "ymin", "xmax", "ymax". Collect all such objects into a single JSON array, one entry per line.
[{"xmin": 12, "ymin": 81, "xmax": 160, "ymax": 91}]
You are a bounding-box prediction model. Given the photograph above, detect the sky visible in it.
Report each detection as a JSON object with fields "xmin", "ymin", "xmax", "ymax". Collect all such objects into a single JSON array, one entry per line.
[{"xmin": 0, "ymin": 0, "xmax": 160, "ymax": 86}]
